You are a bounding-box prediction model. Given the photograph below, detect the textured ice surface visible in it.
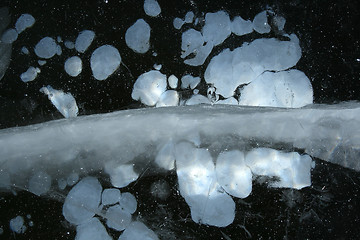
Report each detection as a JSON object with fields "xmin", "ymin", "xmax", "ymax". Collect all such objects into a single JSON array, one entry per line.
[
  {"xmin": 1, "ymin": 28, "xmax": 18, "ymax": 44},
  {"xmin": 75, "ymin": 217, "xmax": 111, "ymax": 240},
  {"xmin": 75, "ymin": 30, "xmax": 95, "ymax": 53},
  {"xmin": 28, "ymin": 171, "xmax": 51, "ymax": 196},
  {"xmin": 15, "ymin": 14, "xmax": 35, "ymax": 34},
  {"xmin": 20, "ymin": 66, "xmax": 40, "ymax": 82},
  {"xmin": 1, "ymin": 103, "xmax": 359, "ymax": 184},
  {"xmin": 63, "ymin": 177, "xmax": 102, "ymax": 225},
  {"xmin": 144, "ymin": 0, "xmax": 161, "ymax": 17},
  {"xmin": 34, "ymin": 37, "xmax": 58, "ymax": 59},
  {"xmin": 205, "ymin": 35, "xmax": 302, "ymax": 98},
  {"xmin": 131, "ymin": 70, "xmax": 167, "ymax": 106},
  {"xmin": 64, "ymin": 56, "xmax": 82, "ymax": 77},
  {"xmin": 238, "ymin": 70, "xmax": 313, "ymax": 108},
  {"xmin": 40, "ymin": 85, "xmax": 79, "ymax": 118},
  {"xmin": 10, "ymin": 216, "xmax": 26, "ymax": 234},
  {"xmin": 90, "ymin": 45, "xmax": 121, "ymax": 80},
  {"xmin": 125, "ymin": 19, "xmax": 151, "ymax": 53},
  {"xmin": 245, "ymin": 148, "xmax": 312, "ymax": 189},
  {"xmin": 119, "ymin": 221, "xmax": 159, "ymax": 240},
  {"xmin": 156, "ymin": 90, "xmax": 179, "ymax": 107}
]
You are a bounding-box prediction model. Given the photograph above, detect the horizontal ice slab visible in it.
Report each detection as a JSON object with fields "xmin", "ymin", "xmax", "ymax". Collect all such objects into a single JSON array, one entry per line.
[{"xmin": 0, "ymin": 103, "xmax": 359, "ymax": 191}]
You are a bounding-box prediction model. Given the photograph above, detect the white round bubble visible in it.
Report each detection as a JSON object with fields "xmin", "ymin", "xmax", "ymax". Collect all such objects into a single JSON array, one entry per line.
[
  {"xmin": 64, "ymin": 56, "xmax": 82, "ymax": 77},
  {"xmin": 90, "ymin": 45, "xmax": 121, "ymax": 80}
]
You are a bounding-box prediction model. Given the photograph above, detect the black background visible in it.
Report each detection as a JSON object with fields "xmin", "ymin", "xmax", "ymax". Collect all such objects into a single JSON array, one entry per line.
[{"xmin": 0, "ymin": 0, "xmax": 360, "ymax": 239}]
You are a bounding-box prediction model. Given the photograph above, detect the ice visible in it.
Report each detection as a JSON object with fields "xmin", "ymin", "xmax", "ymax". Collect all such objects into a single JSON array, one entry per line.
[
  {"xmin": 216, "ymin": 150, "xmax": 252, "ymax": 198},
  {"xmin": 156, "ymin": 90, "xmax": 179, "ymax": 107},
  {"xmin": 75, "ymin": 30, "xmax": 95, "ymax": 53},
  {"xmin": 104, "ymin": 163, "xmax": 139, "ymax": 188},
  {"xmin": 253, "ymin": 10, "xmax": 271, "ymax": 34},
  {"xmin": 57, "ymin": 36, "xmax": 62, "ymax": 42},
  {"xmin": 184, "ymin": 11, "xmax": 195, "ymax": 23},
  {"xmin": 150, "ymin": 179, "xmax": 171, "ymax": 200},
  {"xmin": 64, "ymin": 40, "xmax": 75, "ymax": 49},
  {"xmin": 131, "ymin": 70, "xmax": 167, "ymax": 106},
  {"xmin": 0, "ymin": 39, "xmax": 12, "ymax": 80},
  {"xmin": 0, "ymin": 171, "xmax": 10, "ymax": 190},
  {"xmin": 273, "ymin": 15, "xmax": 286, "ymax": 31},
  {"xmin": 56, "ymin": 44, "xmax": 62, "ymax": 55},
  {"xmin": 105, "ymin": 205, "xmax": 132, "ymax": 231},
  {"xmin": 144, "ymin": 0, "xmax": 161, "ymax": 17},
  {"xmin": 119, "ymin": 221, "xmax": 159, "ymax": 240},
  {"xmin": 10, "ymin": 216, "xmax": 26, "ymax": 234},
  {"xmin": 167, "ymin": 74, "xmax": 178, "ymax": 89},
  {"xmin": 38, "ymin": 60, "xmax": 46, "ymax": 66},
  {"xmin": 173, "ymin": 17, "xmax": 183, "ymax": 30},
  {"xmin": 215, "ymin": 97, "xmax": 238, "ymax": 105},
  {"xmin": 28, "ymin": 171, "xmax": 51, "ymax": 196},
  {"xmin": 20, "ymin": 66, "xmax": 40, "ymax": 82},
  {"xmin": 175, "ymin": 142, "xmax": 235, "ymax": 227},
  {"xmin": 66, "ymin": 172, "xmax": 79, "ymax": 186},
  {"xmin": 119, "ymin": 192, "xmax": 137, "ymax": 214},
  {"xmin": 0, "ymin": 103, "xmax": 359, "ymax": 191},
  {"xmin": 0, "ymin": 7, "xmax": 10, "ymax": 33},
  {"xmin": 155, "ymin": 141, "xmax": 176, "ymax": 170},
  {"xmin": 64, "ymin": 56, "xmax": 82, "ymax": 77},
  {"xmin": 153, "ymin": 63, "xmax": 162, "ymax": 70},
  {"xmin": 238, "ymin": 70, "xmax": 313, "ymax": 108},
  {"xmin": 58, "ymin": 178, "xmax": 67, "ymax": 190},
  {"xmin": 245, "ymin": 148, "xmax": 312, "ymax": 189},
  {"xmin": 125, "ymin": 19, "xmax": 151, "ymax": 54},
  {"xmin": 183, "ymin": 41, "xmax": 213, "ymax": 66},
  {"xmin": 90, "ymin": 44, "xmax": 121, "ymax": 80},
  {"xmin": 34, "ymin": 37, "xmax": 58, "ymax": 59},
  {"xmin": 15, "ymin": 14, "xmax": 35, "ymax": 34},
  {"xmin": 102, "ymin": 188, "xmax": 121, "ymax": 205},
  {"xmin": 202, "ymin": 11, "xmax": 231, "ymax": 46},
  {"xmin": 181, "ymin": 74, "xmax": 200, "ymax": 89},
  {"xmin": 40, "ymin": 85, "xmax": 79, "ymax": 118},
  {"xmin": 21, "ymin": 46, "xmax": 29, "ymax": 54},
  {"xmin": 1, "ymin": 28, "xmax": 18, "ymax": 44},
  {"xmin": 181, "ymin": 28, "xmax": 214, "ymax": 66},
  {"xmin": 231, "ymin": 16, "xmax": 253, "ymax": 36},
  {"xmin": 63, "ymin": 177, "xmax": 102, "ymax": 225},
  {"xmin": 205, "ymin": 35, "xmax": 302, "ymax": 98},
  {"xmin": 185, "ymin": 94, "xmax": 211, "ymax": 105},
  {"xmin": 75, "ymin": 217, "xmax": 111, "ymax": 240},
  {"xmin": 181, "ymin": 29, "xmax": 204, "ymax": 58}
]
